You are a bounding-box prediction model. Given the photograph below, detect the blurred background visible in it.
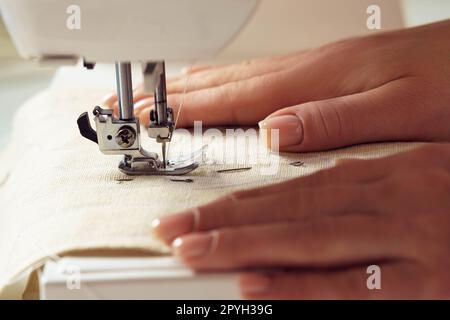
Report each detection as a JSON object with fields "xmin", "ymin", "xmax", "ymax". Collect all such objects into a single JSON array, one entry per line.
[
  {"xmin": 0, "ymin": 0, "xmax": 449, "ymax": 152},
  {"xmin": 0, "ymin": 17, "xmax": 54, "ymax": 149}
]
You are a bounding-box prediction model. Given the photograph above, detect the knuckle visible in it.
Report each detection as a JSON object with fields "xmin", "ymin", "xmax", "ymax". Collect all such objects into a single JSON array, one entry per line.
[
  {"xmin": 300, "ymin": 100, "xmax": 350, "ymax": 149},
  {"xmin": 359, "ymin": 32, "xmax": 390, "ymax": 49},
  {"xmin": 315, "ymin": 37, "xmax": 360, "ymax": 56},
  {"xmin": 313, "ymin": 102, "xmax": 335, "ymax": 141},
  {"xmin": 217, "ymin": 83, "xmax": 239, "ymax": 122}
]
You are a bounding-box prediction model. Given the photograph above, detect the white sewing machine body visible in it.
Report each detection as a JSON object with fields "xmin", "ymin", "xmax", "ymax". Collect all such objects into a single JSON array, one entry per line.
[
  {"xmin": 40, "ymin": 257, "xmax": 239, "ymax": 300},
  {"xmin": 0, "ymin": 0, "xmax": 259, "ymax": 63},
  {"xmin": 0, "ymin": 0, "xmax": 260, "ymax": 177}
]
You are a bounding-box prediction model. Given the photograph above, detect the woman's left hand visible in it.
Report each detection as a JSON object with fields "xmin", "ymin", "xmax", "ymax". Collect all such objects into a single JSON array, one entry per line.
[{"xmin": 152, "ymin": 144, "xmax": 450, "ymax": 299}]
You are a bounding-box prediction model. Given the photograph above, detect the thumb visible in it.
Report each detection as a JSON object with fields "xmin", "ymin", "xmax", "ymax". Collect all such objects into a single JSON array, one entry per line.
[{"xmin": 259, "ymin": 78, "xmax": 442, "ymax": 152}]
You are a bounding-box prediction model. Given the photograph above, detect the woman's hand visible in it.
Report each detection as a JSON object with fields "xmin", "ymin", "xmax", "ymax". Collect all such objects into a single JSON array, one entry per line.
[
  {"xmin": 151, "ymin": 144, "xmax": 450, "ymax": 299},
  {"xmin": 104, "ymin": 20, "xmax": 450, "ymax": 152}
]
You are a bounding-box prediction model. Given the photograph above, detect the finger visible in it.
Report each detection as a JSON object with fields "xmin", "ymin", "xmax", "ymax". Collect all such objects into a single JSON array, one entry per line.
[
  {"xmin": 152, "ymin": 184, "xmax": 378, "ymax": 243},
  {"xmin": 171, "ymin": 215, "xmax": 412, "ymax": 270},
  {"xmin": 152, "ymin": 154, "xmax": 403, "ymax": 243},
  {"xmin": 117, "ymin": 64, "xmax": 201, "ymax": 98},
  {"xmin": 162, "ymin": 48, "xmax": 392, "ymax": 128},
  {"xmin": 237, "ymin": 143, "xmax": 449, "ymax": 201},
  {"xmin": 232, "ymin": 156, "xmax": 395, "ymax": 200},
  {"xmin": 165, "ymin": 52, "xmax": 307, "ymax": 95},
  {"xmin": 121, "ymin": 54, "xmax": 301, "ymax": 119},
  {"xmin": 132, "ymin": 90, "xmax": 153, "ymax": 102},
  {"xmin": 236, "ymin": 147, "xmax": 448, "ymax": 210},
  {"xmin": 138, "ymin": 67, "xmax": 294, "ymax": 127},
  {"xmin": 134, "ymin": 97, "xmax": 154, "ymax": 114},
  {"xmin": 335, "ymin": 158, "xmax": 360, "ymax": 166},
  {"xmin": 166, "ymin": 69, "xmax": 297, "ymax": 127},
  {"xmin": 131, "ymin": 51, "xmax": 306, "ymax": 100},
  {"xmin": 154, "ymin": 65, "xmax": 213, "ymax": 85},
  {"xmin": 121, "ymin": 63, "xmax": 244, "ymax": 111},
  {"xmin": 240, "ymin": 262, "xmax": 425, "ymax": 299},
  {"xmin": 138, "ymin": 107, "xmax": 152, "ymax": 127},
  {"xmin": 102, "ymin": 92, "xmax": 117, "ymax": 108},
  {"xmin": 180, "ymin": 50, "xmax": 306, "ymax": 77},
  {"xmin": 104, "ymin": 94, "xmax": 153, "ymax": 117},
  {"xmin": 181, "ymin": 64, "xmax": 213, "ymax": 75},
  {"xmin": 391, "ymin": 143, "xmax": 450, "ymax": 171},
  {"xmin": 259, "ymin": 77, "xmax": 446, "ymax": 152},
  {"xmin": 102, "ymin": 52, "xmax": 302, "ymax": 116}
]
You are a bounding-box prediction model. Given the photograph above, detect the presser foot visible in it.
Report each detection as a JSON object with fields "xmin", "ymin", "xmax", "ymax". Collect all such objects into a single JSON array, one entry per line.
[{"xmin": 118, "ymin": 155, "xmax": 198, "ymax": 176}]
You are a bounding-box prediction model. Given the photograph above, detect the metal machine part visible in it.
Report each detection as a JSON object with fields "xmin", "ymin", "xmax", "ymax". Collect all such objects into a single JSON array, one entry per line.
[
  {"xmin": 115, "ymin": 62, "xmax": 134, "ymax": 121},
  {"xmin": 145, "ymin": 61, "xmax": 173, "ymax": 168},
  {"xmin": 0, "ymin": 0, "xmax": 260, "ymax": 177},
  {"xmin": 77, "ymin": 61, "xmax": 198, "ymax": 176}
]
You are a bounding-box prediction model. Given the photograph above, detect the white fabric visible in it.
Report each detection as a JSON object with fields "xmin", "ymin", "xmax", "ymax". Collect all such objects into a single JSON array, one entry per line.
[{"xmin": 0, "ymin": 85, "xmax": 423, "ymax": 298}]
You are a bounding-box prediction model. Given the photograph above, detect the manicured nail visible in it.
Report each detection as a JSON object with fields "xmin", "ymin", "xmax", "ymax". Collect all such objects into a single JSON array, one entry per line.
[
  {"xmin": 240, "ymin": 273, "xmax": 272, "ymax": 295},
  {"xmin": 259, "ymin": 115, "xmax": 303, "ymax": 149},
  {"xmin": 151, "ymin": 211, "xmax": 195, "ymax": 243},
  {"xmin": 172, "ymin": 233, "xmax": 214, "ymax": 258}
]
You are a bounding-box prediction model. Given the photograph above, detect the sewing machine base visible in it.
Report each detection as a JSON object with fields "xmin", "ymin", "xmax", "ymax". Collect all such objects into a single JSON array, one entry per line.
[{"xmin": 40, "ymin": 256, "xmax": 240, "ymax": 299}]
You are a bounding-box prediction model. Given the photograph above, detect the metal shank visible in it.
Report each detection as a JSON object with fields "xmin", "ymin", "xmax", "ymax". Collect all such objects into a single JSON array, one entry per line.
[
  {"xmin": 115, "ymin": 62, "xmax": 134, "ymax": 120},
  {"xmin": 155, "ymin": 61, "xmax": 168, "ymax": 124}
]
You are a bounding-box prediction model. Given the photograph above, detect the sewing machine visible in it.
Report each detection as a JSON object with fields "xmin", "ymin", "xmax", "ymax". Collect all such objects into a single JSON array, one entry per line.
[
  {"xmin": 39, "ymin": 256, "xmax": 240, "ymax": 299},
  {"xmin": 0, "ymin": 0, "xmax": 258, "ymax": 299},
  {"xmin": 0, "ymin": 0, "xmax": 407, "ymax": 300},
  {"xmin": 0, "ymin": 0, "xmax": 259, "ymax": 175}
]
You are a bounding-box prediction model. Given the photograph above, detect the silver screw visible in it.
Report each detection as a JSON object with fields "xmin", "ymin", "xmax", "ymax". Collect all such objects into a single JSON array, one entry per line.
[{"xmin": 115, "ymin": 126, "xmax": 136, "ymax": 148}]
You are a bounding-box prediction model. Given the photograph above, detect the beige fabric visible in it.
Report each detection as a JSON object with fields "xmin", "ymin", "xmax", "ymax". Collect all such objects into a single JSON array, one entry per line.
[{"xmin": 0, "ymin": 86, "xmax": 423, "ymax": 298}]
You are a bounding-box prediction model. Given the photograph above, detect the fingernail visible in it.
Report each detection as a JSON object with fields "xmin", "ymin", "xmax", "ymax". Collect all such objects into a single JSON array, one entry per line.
[
  {"xmin": 240, "ymin": 273, "xmax": 272, "ymax": 295},
  {"xmin": 259, "ymin": 115, "xmax": 303, "ymax": 149},
  {"xmin": 172, "ymin": 233, "xmax": 213, "ymax": 258},
  {"xmin": 151, "ymin": 211, "xmax": 195, "ymax": 243}
]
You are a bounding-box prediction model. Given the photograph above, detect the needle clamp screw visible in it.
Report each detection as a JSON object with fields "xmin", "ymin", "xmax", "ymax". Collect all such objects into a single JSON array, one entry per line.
[{"xmin": 115, "ymin": 126, "xmax": 136, "ymax": 148}]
